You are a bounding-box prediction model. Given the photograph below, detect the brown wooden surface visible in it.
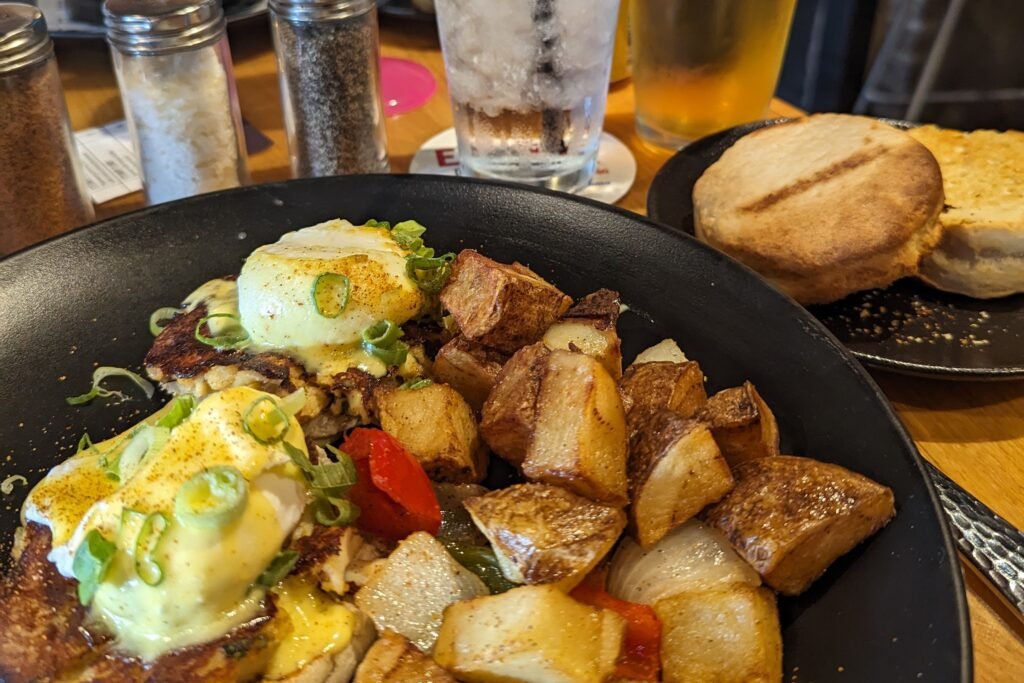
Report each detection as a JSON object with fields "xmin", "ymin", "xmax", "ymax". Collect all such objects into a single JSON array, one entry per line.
[{"xmin": 41, "ymin": 17, "xmax": 1024, "ymax": 683}]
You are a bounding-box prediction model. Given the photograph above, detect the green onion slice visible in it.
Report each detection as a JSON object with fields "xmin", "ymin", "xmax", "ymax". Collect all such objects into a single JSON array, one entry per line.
[
  {"xmin": 66, "ymin": 366, "xmax": 155, "ymax": 406},
  {"xmin": 149, "ymin": 307, "xmax": 180, "ymax": 337},
  {"xmin": 257, "ymin": 550, "xmax": 300, "ymax": 587},
  {"xmin": 390, "ymin": 220, "xmax": 427, "ymax": 253},
  {"xmin": 1, "ymin": 475, "xmax": 27, "ymax": 495},
  {"xmin": 277, "ymin": 388, "xmax": 306, "ymax": 418},
  {"xmin": 364, "ymin": 218, "xmax": 391, "ymax": 230},
  {"xmin": 76, "ymin": 432, "xmax": 94, "ymax": 455},
  {"xmin": 174, "ymin": 465, "xmax": 248, "ymax": 529},
  {"xmin": 72, "ymin": 529, "xmax": 116, "ymax": 605},
  {"xmin": 156, "ymin": 396, "xmax": 195, "ymax": 430},
  {"xmin": 194, "ymin": 313, "xmax": 250, "ymax": 350},
  {"xmin": 399, "ymin": 377, "xmax": 434, "ymax": 391},
  {"xmin": 243, "ymin": 397, "xmax": 290, "ymax": 445},
  {"xmin": 314, "ymin": 497, "xmax": 360, "ymax": 526},
  {"xmin": 311, "ymin": 273, "xmax": 351, "ymax": 318},
  {"xmin": 134, "ymin": 512, "xmax": 169, "ymax": 586},
  {"xmin": 405, "ymin": 253, "xmax": 455, "ymax": 294},
  {"xmin": 360, "ymin": 320, "xmax": 409, "ymax": 367}
]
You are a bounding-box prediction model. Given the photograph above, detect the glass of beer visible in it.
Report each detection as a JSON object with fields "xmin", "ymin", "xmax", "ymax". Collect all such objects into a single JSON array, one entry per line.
[
  {"xmin": 435, "ymin": 0, "xmax": 620, "ymax": 193},
  {"xmin": 630, "ymin": 0, "xmax": 797, "ymax": 148}
]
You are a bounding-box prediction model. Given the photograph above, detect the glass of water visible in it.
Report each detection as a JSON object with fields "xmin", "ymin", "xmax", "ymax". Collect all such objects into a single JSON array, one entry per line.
[{"xmin": 435, "ymin": 0, "xmax": 620, "ymax": 193}]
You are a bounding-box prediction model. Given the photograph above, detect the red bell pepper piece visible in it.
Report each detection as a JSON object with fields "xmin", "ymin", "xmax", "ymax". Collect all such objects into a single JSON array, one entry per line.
[
  {"xmin": 342, "ymin": 428, "xmax": 441, "ymax": 540},
  {"xmin": 571, "ymin": 573, "xmax": 662, "ymax": 681}
]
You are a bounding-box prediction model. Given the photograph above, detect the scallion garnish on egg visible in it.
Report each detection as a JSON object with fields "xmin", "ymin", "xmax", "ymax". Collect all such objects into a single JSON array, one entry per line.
[
  {"xmin": 193, "ymin": 313, "xmax": 250, "ymax": 350},
  {"xmin": 361, "ymin": 319, "xmax": 410, "ymax": 367},
  {"xmin": 76, "ymin": 432, "xmax": 93, "ymax": 454},
  {"xmin": 282, "ymin": 442, "xmax": 360, "ymax": 526},
  {"xmin": 406, "ymin": 252, "xmax": 455, "ymax": 294},
  {"xmin": 242, "ymin": 396, "xmax": 290, "ymax": 445},
  {"xmin": 66, "ymin": 366, "xmax": 156, "ymax": 406},
  {"xmin": 134, "ymin": 512, "xmax": 169, "ymax": 586},
  {"xmin": 155, "ymin": 395, "xmax": 195, "ymax": 430},
  {"xmin": 148, "ymin": 307, "xmax": 180, "ymax": 337},
  {"xmin": 277, "ymin": 387, "xmax": 306, "ymax": 418},
  {"xmin": 174, "ymin": 465, "xmax": 248, "ymax": 529},
  {"xmin": 72, "ymin": 528, "xmax": 116, "ymax": 605},
  {"xmin": 311, "ymin": 272, "xmax": 351, "ymax": 318}
]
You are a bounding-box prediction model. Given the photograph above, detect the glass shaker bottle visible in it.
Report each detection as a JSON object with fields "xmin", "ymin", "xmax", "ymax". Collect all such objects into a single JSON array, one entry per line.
[
  {"xmin": 269, "ymin": 0, "xmax": 389, "ymax": 177},
  {"xmin": 103, "ymin": 0, "xmax": 249, "ymax": 205},
  {"xmin": 0, "ymin": 3, "xmax": 93, "ymax": 256}
]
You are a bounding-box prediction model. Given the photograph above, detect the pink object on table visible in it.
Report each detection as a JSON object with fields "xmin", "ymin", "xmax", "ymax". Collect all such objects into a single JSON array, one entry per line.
[{"xmin": 380, "ymin": 57, "xmax": 437, "ymax": 116}]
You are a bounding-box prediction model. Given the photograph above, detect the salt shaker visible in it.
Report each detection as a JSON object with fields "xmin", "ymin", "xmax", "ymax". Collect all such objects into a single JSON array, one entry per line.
[
  {"xmin": 269, "ymin": 0, "xmax": 390, "ymax": 177},
  {"xmin": 103, "ymin": 0, "xmax": 248, "ymax": 205},
  {"xmin": 0, "ymin": 3, "xmax": 93, "ymax": 256}
]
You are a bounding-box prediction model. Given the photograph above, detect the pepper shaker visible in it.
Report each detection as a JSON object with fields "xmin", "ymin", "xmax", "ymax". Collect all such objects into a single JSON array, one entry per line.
[
  {"xmin": 103, "ymin": 0, "xmax": 249, "ymax": 205},
  {"xmin": 0, "ymin": 3, "xmax": 93, "ymax": 256},
  {"xmin": 269, "ymin": 0, "xmax": 390, "ymax": 177}
]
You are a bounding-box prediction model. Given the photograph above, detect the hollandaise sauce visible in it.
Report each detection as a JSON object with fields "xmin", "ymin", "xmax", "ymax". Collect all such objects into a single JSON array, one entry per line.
[
  {"xmin": 266, "ymin": 576, "xmax": 359, "ymax": 678},
  {"xmin": 23, "ymin": 387, "xmax": 312, "ymax": 661}
]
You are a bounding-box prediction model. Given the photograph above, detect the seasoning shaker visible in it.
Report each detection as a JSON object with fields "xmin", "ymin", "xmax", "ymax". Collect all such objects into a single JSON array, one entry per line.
[
  {"xmin": 269, "ymin": 0, "xmax": 390, "ymax": 177},
  {"xmin": 103, "ymin": 0, "xmax": 248, "ymax": 205},
  {"xmin": 0, "ymin": 3, "xmax": 93, "ymax": 256}
]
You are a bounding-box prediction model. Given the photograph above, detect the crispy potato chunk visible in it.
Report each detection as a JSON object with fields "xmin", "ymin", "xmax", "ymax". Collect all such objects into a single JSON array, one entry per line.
[
  {"xmin": 543, "ymin": 289, "xmax": 623, "ymax": 379},
  {"xmin": 356, "ymin": 532, "xmax": 488, "ymax": 653},
  {"xmin": 377, "ymin": 382, "xmax": 486, "ymax": 483},
  {"xmin": 434, "ymin": 585, "xmax": 626, "ymax": 683},
  {"xmin": 355, "ymin": 631, "xmax": 457, "ymax": 683},
  {"xmin": 656, "ymin": 585, "xmax": 782, "ymax": 683},
  {"xmin": 440, "ymin": 250, "xmax": 572, "ymax": 353},
  {"xmin": 698, "ymin": 382, "xmax": 780, "ymax": 467},
  {"xmin": 619, "ymin": 360, "xmax": 707, "ymax": 427},
  {"xmin": 479, "ymin": 343, "xmax": 550, "ymax": 466},
  {"xmin": 523, "ymin": 350, "xmax": 629, "ymax": 505},
  {"xmin": 632, "ymin": 339, "xmax": 688, "ymax": 364},
  {"xmin": 464, "ymin": 483, "xmax": 626, "ymax": 589},
  {"xmin": 433, "ymin": 336, "xmax": 508, "ymax": 411},
  {"xmin": 628, "ymin": 411, "xmax": 734, "ymax": 547},
  {"xmin": 702, "ymin": 455, "xmax": 896, "ymax": 595}
]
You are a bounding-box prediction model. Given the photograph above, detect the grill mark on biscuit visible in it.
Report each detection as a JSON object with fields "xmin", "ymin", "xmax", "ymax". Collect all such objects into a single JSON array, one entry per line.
[{"xmin": 740, "ymin": 146, "xmax": 887, "ymax": 213}]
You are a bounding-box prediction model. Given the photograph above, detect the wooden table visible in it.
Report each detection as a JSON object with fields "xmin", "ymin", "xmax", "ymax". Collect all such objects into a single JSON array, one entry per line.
[{"xmin": 45, "ymin": 17, "xmax": 1024, "ymax": 682}]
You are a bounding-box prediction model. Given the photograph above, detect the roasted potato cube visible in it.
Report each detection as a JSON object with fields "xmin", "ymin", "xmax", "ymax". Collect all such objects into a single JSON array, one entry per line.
[
  {"xmin": 354, "ymin": 631, "xmax": 457, "ymax": 683},
  {"xmin": 432, "ymin": 336, "xmax": 508, "ymax": 411},
  {"xmin": 608, "ymin": 520, "xmax": 761, "ymax": 606},
  {"xmin": 464, "ymin": 483, "xmax": 626, "ymax": 589},
  {"xmin": 480, "ymin": 343, "xmax": 550, "ymax": 466},
  {"xmin": 434, "ymin": 585, "xmax": 626, "ymax": 683},
  {"xmin": 376, "ymin": 382, "xmax": 486, "ymax": 483},
  {"xmin": 698, "ymin": 382, "xmax": 780, "ymax": 467},
  {"xmin": 523, "ymin": 350, "xmax": 629, "ymax": 505},
  {"xmin": 628, "ymin": 411, "xmax": 734, "ymax": 547},
  {"xmin": 655, "ymin": 585, "xmax": 782, "ymax": 683},
  {"xmin": 543, "ymin": 289, "xmax": 623, "ymax": 379},
  {"xmin": 620, "ymin": 360, "xmax": 707, "ymax": 425},
  {"xmin": 632, "ymin": 339, "xmax": 688, "ymax": 364},
  {"xmin": 702, "ymin": 455, "xmax": 896, "ymax": 595},
  {"xmin": 356, "ymin": 532, "xmax": 488, "ymax": 653},
  {"xmin": 440, "ymin": 250, "xmax": 572, "ymax": 353}
]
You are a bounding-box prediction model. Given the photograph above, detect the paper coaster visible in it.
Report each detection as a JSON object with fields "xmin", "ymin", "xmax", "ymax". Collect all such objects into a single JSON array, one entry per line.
[{"xmin": 409, "ymin": 128, "xmax": 637, "ymax": 205}]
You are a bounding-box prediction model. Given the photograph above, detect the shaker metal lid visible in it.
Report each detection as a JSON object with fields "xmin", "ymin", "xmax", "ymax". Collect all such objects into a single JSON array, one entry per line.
[
  {"xmin": 0, "ymin": 3, "xmax": 53, "ymax": 75},
  {"xmin": 103, "ymin": 0, "xmax": 226, "ymax": 55},
  {"xmin": 268, "ymin": 0, "xmax": 376, "ymax": 23}
]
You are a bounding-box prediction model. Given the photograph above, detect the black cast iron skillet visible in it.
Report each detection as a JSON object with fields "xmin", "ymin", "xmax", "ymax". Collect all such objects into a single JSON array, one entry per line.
[{"xmin": 0, "ymin": 175, "xmax": 970, "ymax": 682}]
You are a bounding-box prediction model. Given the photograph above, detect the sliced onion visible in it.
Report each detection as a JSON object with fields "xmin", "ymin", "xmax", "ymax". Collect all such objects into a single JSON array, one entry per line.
[{"xmin": 607, "ymin": 519, "xmax": 760, "ymax": 606}]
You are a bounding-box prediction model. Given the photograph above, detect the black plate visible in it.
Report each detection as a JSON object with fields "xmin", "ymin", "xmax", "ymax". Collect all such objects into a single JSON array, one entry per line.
[
  {"xmin": 377, "ymin": 0, "xmax": 436, "ymax": 23},
  {"xmin": 647, "ymin": 118, "xmax": 1024, "ymax": 380},
  {"xmin": 0, "ymin": 176, "xmax": 969, "ymax": 682}
]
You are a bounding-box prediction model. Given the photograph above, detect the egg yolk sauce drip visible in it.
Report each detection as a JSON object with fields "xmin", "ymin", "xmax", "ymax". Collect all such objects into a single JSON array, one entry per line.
[{"xmin": 22, "ymin": 386, "xmax": 315, "ymax": 662}]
